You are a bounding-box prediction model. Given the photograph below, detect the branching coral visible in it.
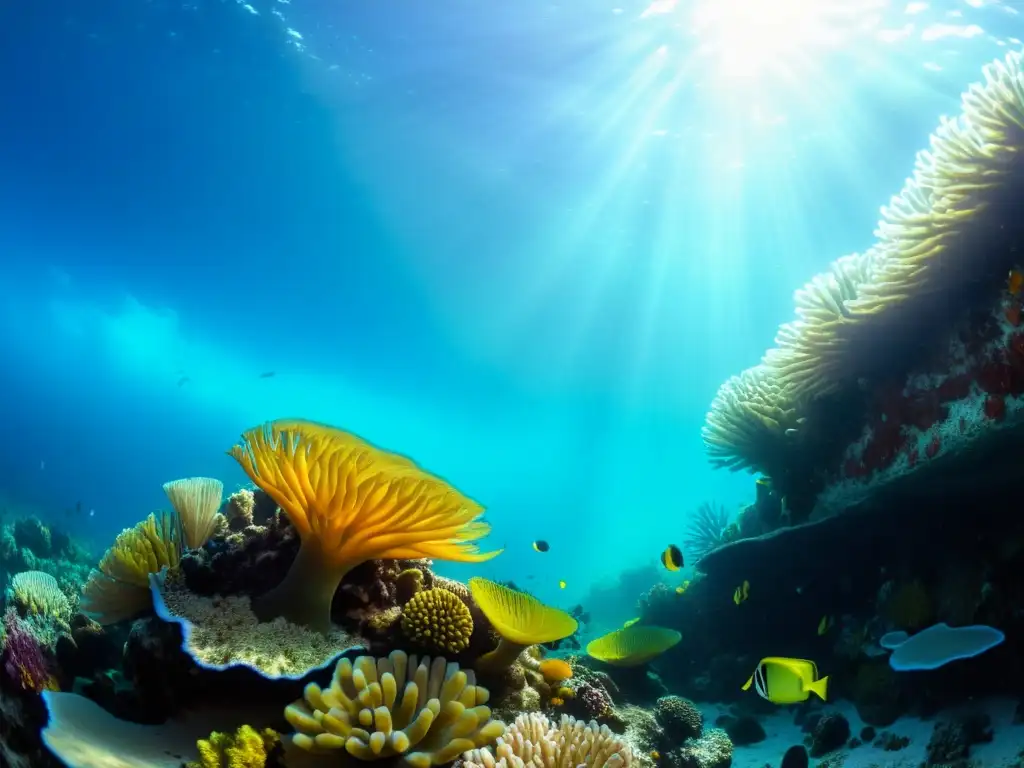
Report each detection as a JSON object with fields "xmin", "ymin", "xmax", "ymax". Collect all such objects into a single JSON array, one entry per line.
[
  {"xmin": 228, "ymin": 420, "xmax": 501, "ymax": 633},
  {"xmin": 7, "ymin": 571, "xmax": 71, "ymax": 623},
  {"xmin": 285, "ymin": 649, "xmax": 504, "ymax": 767},
  {"xmin": 401, "ymin": 588, "xmax": 474, "ymax": 655},
  {"xmin": 462, "ymin": 713, "xmax": 632, "ymax": 768},
  {"xmin": 80, "ymin": 511, "xmax": 184, "ymax": 625},
  {"xmin": 469, "ymin": 578, "xmax": 577, "ymax": 674},
  {"xmin": 703, "ymin": 49, "xmax": 1024, "ymax": 477},
  {"xmin": 186, "ymin": 724, "xmax": 281, "ymax": 768}
]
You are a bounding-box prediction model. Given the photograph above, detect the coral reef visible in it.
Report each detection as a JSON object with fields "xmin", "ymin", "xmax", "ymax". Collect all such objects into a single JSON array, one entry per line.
[
  {"xmin": 667, "ymin": 727, "xmax": 732, "ymax": 768},
  {"xmin": 702, "ymin": 48, "xmax": 1024, "ymax": 517},
  {"xmin": 6, "ymin": 571, "xmax": 72, "ymax": 623}
]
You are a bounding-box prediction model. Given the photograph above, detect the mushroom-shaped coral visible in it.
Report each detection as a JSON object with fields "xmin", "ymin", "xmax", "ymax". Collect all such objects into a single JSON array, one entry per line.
[
  {"xmin": 285, "ymin": 650, "xmax": 504, "ymax": 767},
  {"xmin": 586, "ymin": 626, "xmax": 681, "ymax": 667},
  {"xmin": 7, "ymin": 571, "xmax": 71, "ymax": 623},
  {"xmin": 80, "ymin": 511, "xmax": 184, "ymax": 625},
  {"xmin": 468, "ymin": 578, "xmax": 577, "ymax": 674},
  {"xmin": 463, "ymin": 712, "xmax": 631, "ymax": 768},
  {"xmin": 164, "ymin": 477, "xmax": 225, "ymax": 550},
  {"xmin": 228, "ymin": 420, "xmax": 501, "ymax": 633},
  {"xmin": 402, "ymin": 588, "xmax": 474, "ymax": 655}
]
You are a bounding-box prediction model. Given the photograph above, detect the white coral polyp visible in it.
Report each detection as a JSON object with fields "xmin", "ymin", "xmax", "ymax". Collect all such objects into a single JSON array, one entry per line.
[{"xmin": 463, "ymin": 713, "xmax": 631, "ymax": 768}]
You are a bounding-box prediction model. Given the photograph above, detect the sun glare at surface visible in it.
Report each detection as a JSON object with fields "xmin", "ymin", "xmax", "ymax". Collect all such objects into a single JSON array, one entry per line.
[{"xmin": 686, "ymin": 0, "xmax": 880, "ymax": 82}]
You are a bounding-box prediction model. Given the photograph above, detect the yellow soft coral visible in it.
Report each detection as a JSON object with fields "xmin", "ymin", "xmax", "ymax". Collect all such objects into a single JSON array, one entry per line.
[
  {"xmin": 228, "ymin": 420, "xmax": 501, "ymax": 633},
  {"xmin": 80, "ymin": 511, "xmax": 184, "ymax": 625},
  {"xmin": 402, "ymin": 588, "xmax": 474, "ymax": 654},
  {"xmin": 187, "ymin": 725, "xmax": 280, "ymax": 768},
  {"xmin": 285, "ymin": 649, "xmax": 504, "ymax": 767}
]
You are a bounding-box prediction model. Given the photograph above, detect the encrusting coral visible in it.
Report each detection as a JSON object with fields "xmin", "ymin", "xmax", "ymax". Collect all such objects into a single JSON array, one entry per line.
[
  {"xmin": 79, "ymin": 511, "xmax": 184, "ymax": 625},
  {"xmin": 468, "ymin": 578, "xmax": 578, "ymax": 674},
  {"xmin": 702, "ymin": 48, "xmax": 1024, "ymax": 485},
  {"xmin": 402, "ymin": 587, "xmax": 475, "ymax": 655},
  {"xmin": 164, "ymin": 477, "xmax": 225, "ymax": 550},
  {"xmin": 186, "ymin": 724, "xmax": 282, "ymax": 768},
  {"xmin": 285, "ymin": 649, "xmax": 505, "ymax": 767},
  {"xmin": 228, "ymin": 419, "xmax": 501, "ymax": 633},
  {"xmin": 462, "ymin": 712, "xmax": 632, "ymax": 768},
  {"xmin": 153, "ymin": 569, "xmax": 363, "ymax": 679},
  {"xmin": 586, "ymin": 626, "xmax": 681, "ymax": 667}
]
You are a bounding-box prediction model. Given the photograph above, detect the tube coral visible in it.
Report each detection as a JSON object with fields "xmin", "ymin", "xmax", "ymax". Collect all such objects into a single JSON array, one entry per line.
[{"xmin": 228, "ymin": 420, "xmax": 501, "ymax": 633}]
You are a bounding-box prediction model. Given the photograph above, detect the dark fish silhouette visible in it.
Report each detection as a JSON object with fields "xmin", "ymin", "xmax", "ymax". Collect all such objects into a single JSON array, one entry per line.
[
  {"xmin": 259, "ymin": 371, "xmax": 276, "ymax": 379},
  {"xmin": 177, "ymin": 376, "xmax": 190, "ymax": 387}
]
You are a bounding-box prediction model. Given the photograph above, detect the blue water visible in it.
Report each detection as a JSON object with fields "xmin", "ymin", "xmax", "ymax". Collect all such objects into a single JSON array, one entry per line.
[{"xmin": 0, "ymin": 0, "xmax": 1016, "ymax": 621}]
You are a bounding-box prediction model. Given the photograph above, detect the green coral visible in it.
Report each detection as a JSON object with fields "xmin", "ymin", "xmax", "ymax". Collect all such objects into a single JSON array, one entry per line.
[{"xmin": 187, "ymin": 725, "xmax": 281, "ymax": 768}]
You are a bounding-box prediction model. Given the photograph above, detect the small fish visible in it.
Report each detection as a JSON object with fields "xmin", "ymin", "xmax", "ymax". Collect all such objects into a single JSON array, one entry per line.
[
  {"xmin": 661, "ymin": 545, "xmax": 684, "ymax": 571},
  {"xmin": 742, "ymin": 657, "xmax": 829, "ymax": 704},
  {"xmin": 558, "ymin": 580, "xmax": 567, "ymax": 589},
  {"xmin": 176, "ymin": 376, "xmax": 190, "ymax": 387},
  {"xmin": 733, "ymin": 580, "xmax": 750, "ymax": 605},
  {"xmin": 623, "ymin": 617, "xmax": 641, "ymax": 628},
  {"xmin": 259, "ymin": 371, "xmax": 276, "ymax": 379},
  {"xmin": 1009, "ymin": 268, "xmax": 1024, "ymax": 296},
  {"xmin": 675, "ymin": 580, "xmax": 691, "ymax": 595},
  {"xmin": 817, "ymin": 615, "xmax": 834, "ymax": 636},
  {"xmin": 650, "ymin": 751, "xmax": 661, "ymax": 761},
  {"xmin": 533, "ymin": 540, "xmax": 550, "ymax": 553},
  {"xmin": 88, "ymin": 509, "xmax": 95, "ymax": 517}
]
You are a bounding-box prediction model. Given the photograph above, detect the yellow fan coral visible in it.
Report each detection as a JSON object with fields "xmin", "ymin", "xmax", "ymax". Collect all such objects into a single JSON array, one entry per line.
[
  {"xmin": 228, "ymin": 420, "xmax": 500, "ymax": 633},
  {"xmin": 186, "ymin": 725, "xmax": 281, "ymax": 768},
  {"xmin": 8, "ymin": 571, "xmax": 71, "ymax": 622},
  {"xmin": 80, "ymin": 511, "xmax": 184, "ymax": 625},
  {"xmin": 462, "ymin": 713, "xmax": 632, "ymax": 768},
  {"xmin": 586, "ymin": 626, "xmax": 681, "ymax": 667},
  {"xmin": 164, "ymin": 477, "xmax": 225, "ymax": 550},
  {"xmin": 402, "ymin": 588, "xmax": 474, "ymax": 655},
  {"xmin": 285, "ymin": 649, "xmax": 505, "ymax": 767},
  {"xmin": 468, "ymin": 578, "xmax": 578, "ymax": 674}
]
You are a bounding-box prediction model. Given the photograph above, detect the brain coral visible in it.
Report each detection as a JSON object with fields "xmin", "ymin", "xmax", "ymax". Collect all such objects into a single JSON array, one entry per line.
[
  {"xmin": 401, "ymin": 588, "xmax": 474, "ymax": 655},
  {"xmin": 285, "ymin": 650, "xmax": 504, "ymax": 767},
  {"xmin": 463, "ymin": 712, "xmax": 632, "ymax": 768},
  {"xmin": 654, "ymin": 695, "xmax": 703, "ymax": 742}
]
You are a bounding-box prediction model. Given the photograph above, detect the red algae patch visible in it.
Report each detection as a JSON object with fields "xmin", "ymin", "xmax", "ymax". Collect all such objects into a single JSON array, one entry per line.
[{"xmin": 813, "ymin": 285, "xmax": 1024, "ymax": 517}]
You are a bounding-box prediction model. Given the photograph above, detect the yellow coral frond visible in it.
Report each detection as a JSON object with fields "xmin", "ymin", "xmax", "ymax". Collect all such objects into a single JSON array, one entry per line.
[
  {"xmin": 228, "ymin": 420, "xmax": 500, "ymax": 568},
  {"xmin": 586, "ymin": 626, "xmax": 681, "ymax": 667},
  {"xmin": 187, "ymin": 725, "xmax": 280, "ymax": 768},
  {"xmin": 80, "ymin": 511, "xmax": 183, "ymax": 625},
  {"xmin": 468, "ymin": 578, "xmax": 577, "ymax": 646}
]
